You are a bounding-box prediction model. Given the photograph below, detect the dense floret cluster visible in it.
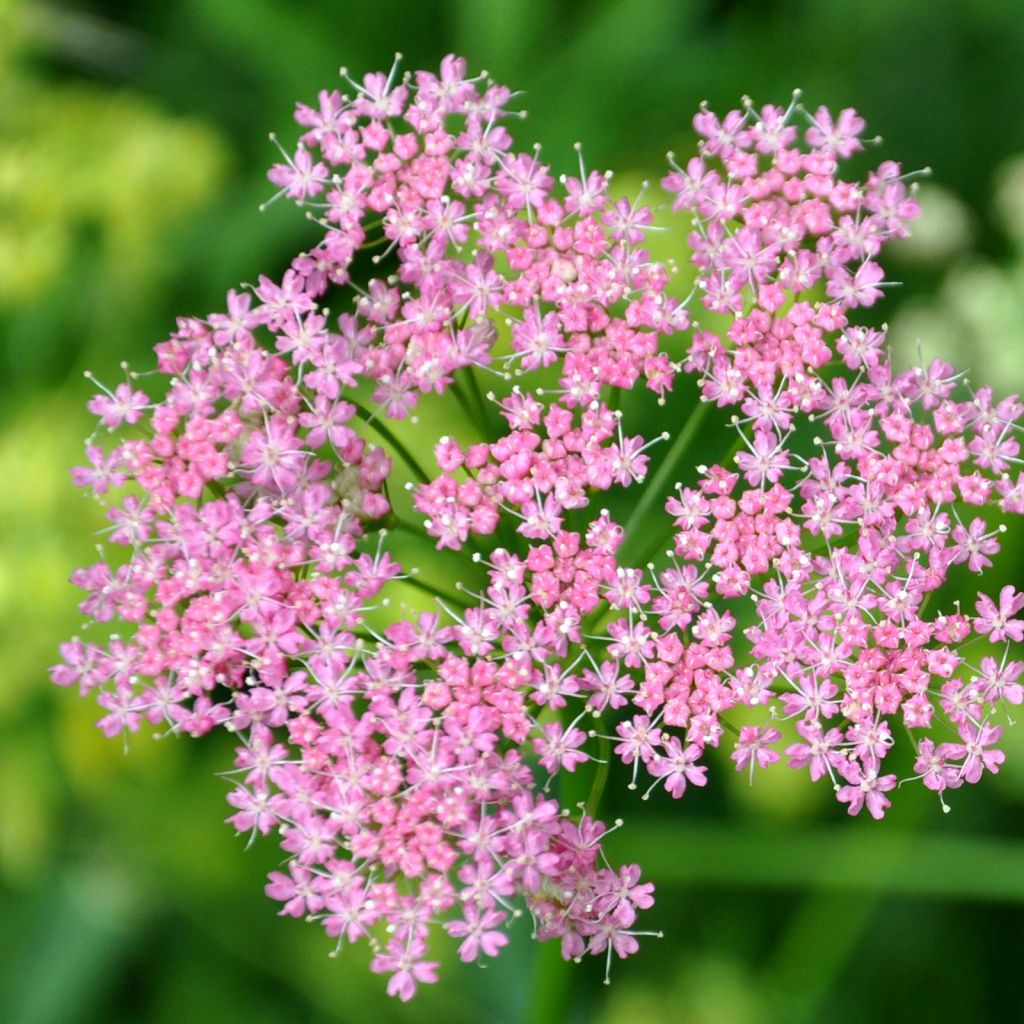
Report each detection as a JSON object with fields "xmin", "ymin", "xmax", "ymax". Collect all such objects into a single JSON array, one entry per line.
[{"xmin": 55, "ymin": 58, "xmax": 1024, "ymax": 998}]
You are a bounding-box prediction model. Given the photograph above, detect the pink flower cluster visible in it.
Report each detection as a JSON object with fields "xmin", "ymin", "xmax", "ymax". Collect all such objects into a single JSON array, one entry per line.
[
  {"xmin": 656, "ymin": 97, "xmax": 1024, "ymax": 817},
  {"xmin": 54, "ymin": 59, "xmax": 1024, "ymax": 998}
]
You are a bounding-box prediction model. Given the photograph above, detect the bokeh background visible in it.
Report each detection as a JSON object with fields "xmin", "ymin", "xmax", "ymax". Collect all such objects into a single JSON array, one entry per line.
[{"xmin": 4, "ymin": 0, "xmax": 1024, "ymax": 1021}]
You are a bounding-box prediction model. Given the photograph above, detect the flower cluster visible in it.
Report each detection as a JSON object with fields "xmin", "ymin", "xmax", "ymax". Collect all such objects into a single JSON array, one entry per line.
[
  {"xmin": 651, "ymin": 97, "xmax": 1024, "ymax": 817},
  {"xmin": 54, "ymin": 59, "xmax": 1024, "ymax": 999}
]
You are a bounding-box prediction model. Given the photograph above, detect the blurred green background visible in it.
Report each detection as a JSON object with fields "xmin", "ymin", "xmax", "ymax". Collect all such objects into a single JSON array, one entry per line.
[{"xmin": 5, "ymin": 0, "xmax": 1024, "ymax": 1021}]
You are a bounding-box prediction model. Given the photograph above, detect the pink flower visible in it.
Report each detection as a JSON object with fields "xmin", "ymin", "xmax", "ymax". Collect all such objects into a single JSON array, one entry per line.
[
  {"xmin": 446, "ymin": 906, "xmax": 510, "ymax": 962},
  {"xmin": 534, "ymin": 721, "xmax": 589, "ymax": 773},
  {"xmin": 87, "ymin": 381, "xmax": 149, "ymax": 429},
  {"xmin": 372, "ymin": 940, "xmax": 439, "ymax": 1002},
  {"xmin": 974, "ymin": 586, "xmax": 1024, "ymax": 643},
  {"xmin": 825, "ymin": 260, "xmax": 885, "ymax": 307},
  {"xmin": 732, "ymin": 725, "xmax": 782, "ymax": 780},
  {"xmin": 648, "ymin": 737, "xmax": 707, "ymax": 798},
  {"xmin": 267, "ymin": 144, "xmax": 330, "ymax": 201},
  {"xmin": 836, "ymin": 765, "xmax": 897, "ymax": 819},
  {"xmin": 735, "ymin": 430, "xmax": 792, "ymax": 486},
  {"xmin": 805, "ymin": 105, "xmax": 866, "ymax": 158}
]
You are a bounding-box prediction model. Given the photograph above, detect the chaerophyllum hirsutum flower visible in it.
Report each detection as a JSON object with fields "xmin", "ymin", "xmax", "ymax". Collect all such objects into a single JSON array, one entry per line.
[{"xmin": 54, "ymin": 55, "xmax": 1024, "ymax": 999}]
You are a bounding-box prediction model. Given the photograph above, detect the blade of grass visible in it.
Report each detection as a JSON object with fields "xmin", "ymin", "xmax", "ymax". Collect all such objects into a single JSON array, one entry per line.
[{"xmin": 609, "ymin": 819, "xmax": 1024, "ymax": 903}]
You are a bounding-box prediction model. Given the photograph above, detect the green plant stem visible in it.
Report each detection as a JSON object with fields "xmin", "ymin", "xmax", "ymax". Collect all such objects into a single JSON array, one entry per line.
[
  {"xmin": 621, "ymin": 397, "xmax": 710, "ymax": 563},
  {"xmin": 447, "ymin": 379, "xmax": 480, "ymax": 432},
  {"xmin": 461, "ymin": 365, "xmax": 492, "ymax": 434},
  {"xmin": 386, "ymin": 514, "xmax": 430, "ymax": 538},
  {"xmin": 631, "ymin": 408, "xmax": 747, "ymax": 568},
  {"xmin": 349, "ymin": 400, "xmax": 432, "ymax": 485},
  {"xmin": 526, "ymin": 941, "xmax": 574, "ymax": 1024},
  {"xmin": 585, "ymin": 731, "xmax": 611, "ymax": 819},
  {"xmin": 401, "ymin": 573, "xmax": 470, "ymax": 609}
]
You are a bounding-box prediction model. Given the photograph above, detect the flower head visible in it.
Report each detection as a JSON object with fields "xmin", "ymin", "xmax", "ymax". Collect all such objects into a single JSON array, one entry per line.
[{"xmin": 53, "ymin": 64, "xmax": 1024, "ymax": 998}]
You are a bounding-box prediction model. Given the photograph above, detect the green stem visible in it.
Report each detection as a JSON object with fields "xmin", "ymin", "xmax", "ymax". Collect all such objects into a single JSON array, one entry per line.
[
  {"xmin": 526, "ymin": 941, "xmax": 574, "ymax": 1024},
  {"xmin": 585, "ymin": 731, "xmax": 611, "ymax": 819},
  {"xmin": 720, "ymin": 431, "xmax": 745, "ymax": 469},
  {"xmin": 402, "ymin": 573, "xmax": 471, "ymax": 609},
  {"xmin": 204, "ymin": 478, "xmax": 227, "ymax": 499},
  {"xmin": 349, "ymin": 400, "xmax": 432, "ymax": 485},
  {"xmin": 718, "ymin": 714, "xmax": 740, "ymax": 738},
  {"xmin": 581, "ymin": 601, "xmax": 617, "ymax": 640},
  {"xmin": 461, "ymin": 365, "xmax": 492, "ymax": 434},
  {"xmin": 384, "ymin": 514, "xmax": 487, "ymax": 577},
  {"xmin": 631, "ymin": 409, "xmax": 750, "ymax": 568},
  {"xmin": 448, "ymin": 379, "xmax": 479, "ymax": 430},
  {"xmin": 622, "ymin": 397, "xmax": 711, "ymax": 562},
  {"xmin": 387, "ymin": 514, "xmax": 431, "ymax": 537}
]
